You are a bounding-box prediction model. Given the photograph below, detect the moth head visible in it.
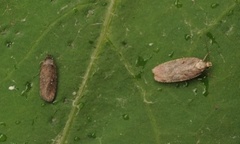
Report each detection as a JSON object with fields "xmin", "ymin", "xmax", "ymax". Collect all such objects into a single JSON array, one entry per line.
[
  {"xmin": 206, "ymin": 62, "xmax": 212, "ymax": 67},
  {"xmin": 196, "ymin": 60, "xmax": 212, "ymax": 69}
]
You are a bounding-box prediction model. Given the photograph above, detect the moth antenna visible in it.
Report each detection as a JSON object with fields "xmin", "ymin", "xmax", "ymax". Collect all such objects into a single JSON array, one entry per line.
[{"xmin": 203, "ymin": 52, "xmax": 210, "ymax": 61}]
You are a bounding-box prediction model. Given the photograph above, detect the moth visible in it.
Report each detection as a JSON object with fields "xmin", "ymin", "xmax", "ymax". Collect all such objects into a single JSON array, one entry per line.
[
  {"xmin": 40, "ymin": 55, "xmax": 57, "ymax": 102},
  {"xmin": 152, "ymin": 57, "xmax": 212, "ymax": 83}
]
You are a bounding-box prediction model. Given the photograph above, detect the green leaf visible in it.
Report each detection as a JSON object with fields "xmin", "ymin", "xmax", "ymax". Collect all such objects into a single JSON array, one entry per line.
[{"xmin": 1, "ymin": 0, "xmax": 240, "ymax": 143}]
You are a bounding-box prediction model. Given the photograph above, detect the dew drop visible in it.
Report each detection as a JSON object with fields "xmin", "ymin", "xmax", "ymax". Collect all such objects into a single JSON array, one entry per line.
[
  {"xmin": 87, "ymin": 116, "xmax": 92, "ymax": 122},
  {"xmin": 5, "ymin": 40, "xmax": 13, "ymax": 48},
  {"xmin": 188, "ymin": 99, "xmax": 193, "ymax": 103},
  {"xmin": 135, "ymin": 56, "xmax": 147, "ymax": 67},
  {"xmin": 72, "ymin": 91, "xmax": 77, "ymax": 96},
  {"xmin": 211, "ymin": 3, "xmax": 219, "ymax": 8},
  {"xmin": 15, "ymin": 120, "xmax": 21, "ymax": 125},
  {"xmin": 199, "ymin": 75, "xmax": 209, "ymax": 96},
  {"xmin": 8, "ymin": 85, "xmax": 15, "ymax": 91},
  {"xmin": 73, "ymin": 8, "xmax": 78, "ymax": 13},
  {"xmin": 121, "ymin": 41, "xmax": 127, "ymax": 46},
  {"xmin": 79, "ymin": 102, "xmax": 85, "ymax": 109},
  {"xmin": 89, "ymin": 40, "xmax": 94, "ymax": 44},
  {"xmin": 0, "ymin": 133, "xmax": 7, "ymax": 142},
  {"xmin": 174, "ymin": 0, "xmax": 183, "ymax": 8},
  {"xmin": 0, "ymin": 122, "xmax": 6, "ymax": 127},
  {"xmin": 184, "ymin": 34, "xmax": 192, "ymax": 41},
  {"xmin": 21, "ymin": 81, "xmax": 32, "ymax": 96},
  {"xmin": 183, "ymin": 82, "xmax": 188, "ymax": 87},
  {"xmin": 202, "ymin": 87, "xmax": 208, "ymax": 96},
  {"xmin": 206, "ymin": 32, "xmax": 217, "ymax": 45},
  {"xmin": 134, "ymin": 71, "xmax": 142, "ymax": 79},
  {"xmin": 153, "ymin": 48, "xmax": 160, "ymax": 53},
  {"xmin": 168, "ymin": 51, "xmax": 174, "ymax": 57},
  {"xmin": 175, "ymin": 83, "xmax": 180, "ymax": 88},
  {"xmin": 74, "ymin": 136, "xmax": 80, "ymax": 141},
  {"xmin": 192, "ymin": 88, "xmax": 197, "ymax": 95},
  {"xmin": 67, "ymin": 40, "xmax": 74, "ymax": 47},
  {"xmin": 15, "ymin": 31, "xmax": 21, "ymax": 35},
  {"xmin": 148, "ymin": 43, "xmax": 154, "ymax": 46},
  {"xmin": 122, "ymin": 114, "xmax": 129, "ymax": 120},
  {"xmin": 50, "ymin": 116, "xmax": 58, "ymax": 124},
  {"xmin": 102, "ymin": 2, "xmax": 107, "ymax": 6},
  {"xmin": 227, "ymin": 10, "xmax": 234, "ymax": 16},
  {"xmin": 87, "ymin": 132, "xmax": 96, "ymax": 139}
]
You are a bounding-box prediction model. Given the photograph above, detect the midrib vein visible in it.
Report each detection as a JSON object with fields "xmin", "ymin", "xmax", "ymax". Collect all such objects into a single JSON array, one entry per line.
[{"xmin": 54, "ymin": 0, "xmax": 115, "ymax": 143}]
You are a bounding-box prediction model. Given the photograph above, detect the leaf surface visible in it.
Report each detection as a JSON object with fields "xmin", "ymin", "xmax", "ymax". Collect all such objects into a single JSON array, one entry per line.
[{"xmin": 1, "ymin": 0, "xmax": 240, "ymax": 143}]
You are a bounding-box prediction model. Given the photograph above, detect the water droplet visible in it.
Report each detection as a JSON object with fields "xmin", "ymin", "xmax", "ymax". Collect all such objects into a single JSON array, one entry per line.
[
  {"xmin": 134, "ymin": 71, "xmax": 142, "ymax": 79},
  {"xmin": 121, "ymin": 41, "xmax": 127, "ymax": 46},
  {"xmin": 15, "ymin": 31, "xmax": 21, "ymax": 35},
  {"xmin": 183, "ymin": 82, "xmax": 188, "ymax": 87},
  {"xmin": 67, "ymin": 40, "xmax": 74, "ymax": 47},
  {"xmin": 148, "ymin": 43, "xmax": 154, "ymax": 46},
  {"xmin": 72, "ymin": 91, "xmax": 77, "ymax": 95},
  {"xmin": 175, "ymin": 83, "xmax": 180, "ymax": 88},
  {"xmin": 8, "ymin": 85, "xmax": 15, "ymax": 91},
  {"xmin": 227, "ymin": 10, "xmax": 234, "ymax": 16},
  {"xmin": 122, "ymin": 114, "xmax": 129, "ymax": 120},
  {"xmin": 50, "ymin": 116, "xmax": 57, "ymax": 124},
  {"xmin": 21, "ymin": 81, "xmax": 32, "ymax": 96},
  {"xmin": 192, "ymin": 88, "xmax": 197, "ymax": 95},
  {"xmin": 102, "ymin": 2, "xmax": 107, "ymax": 6},
  {"xmin": 79, "ymin": 102, "xmax": 85, "ymax": 109},
  {"xmin": 74, "ymin": 136, "xmax": 80, "ymax": 141},
  {"xmin": 153, "ymin": 48, "xmax": 160, "ymax": 53},
  {"xmin": 157, "ymin": 88, "xmax": 162, "ymax": 91},
  {"xmin": 211, "ymin": 3, "xmax": 219, "ymax": 8},
  {"xmin": 15, "ymin": 120, "xmax": 21, "ymax": 125},
  {"xmin": 62, "ymin": 97, "xmax": 69, "ymax": 104},
  {"xmin": 168, "ymin": 51, "xmax": 174, "ymax": 57},
  {"xmin": 188, "ymin": 99, "xmax": 193, "ymax": 102},
  {"xmin": 5, "ymin": 40, "xmax": 13, "ymax": 48},
  {"xmin": 73, "ymin": 8, "xmax": 78, "ymax": 13},
  {"xmin": 202, "ymin": 87, "xmax": 208, "ymax": 96},
  {"xmin": 199, "ymin": 75, "xmax": 209, "ymax": 96},
  {"xmin": 135, "ymin": 56, "xmax": 147, "ymax": 67},
  {"xmin": 206, "ymin": 32, "xmax": 218, "ymax": 45},
  {"xmin": 184, "ymin": 34, "xmax": 192, "ymax": 41},
  {"xmin": 87, "ymin": 116, "xmax": 92, "ymax": 122},
  {"xmin": 0, "ymin": 122, "xmax": 6, "ymax": 127},
  {"xmin": 87, "ymin": 132, "xmax": 96, "ymax": 139},
  {"xmin": 0, "ymin": 133, "xmax": 7, "ymax": 142},
  {"xmin": 174, "ymin": 0, "xmax": 183, "ymax": 8},
  {"xmin": 89, "ymin": 40, "xmax": 94, "ymax": 44}
]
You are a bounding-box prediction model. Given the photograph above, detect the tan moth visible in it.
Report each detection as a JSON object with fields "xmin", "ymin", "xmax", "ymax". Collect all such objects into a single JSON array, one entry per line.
[
  {"xmin": 40, "ymin": 55, "xmax": 57, "ymax": 102},
  {"xmin": 152, "ymin": 56, "xmax": 212, "ymax": 83}
]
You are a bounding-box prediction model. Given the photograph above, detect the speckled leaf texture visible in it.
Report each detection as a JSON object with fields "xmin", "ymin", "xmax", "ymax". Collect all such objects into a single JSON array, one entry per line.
[{"xmin": 0, "ymin": 0, "xmax": 240, "ymax": 143}]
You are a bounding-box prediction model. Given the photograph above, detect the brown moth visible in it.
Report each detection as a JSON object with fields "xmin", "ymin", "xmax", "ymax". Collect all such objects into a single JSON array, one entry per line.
[
  {"xmin": 40, "ymin": 55, "xmax": 57, "ymax": 102},
  {"xmin": 152, "ymin": 57, "xmax": 212, "ymax": 83}
]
